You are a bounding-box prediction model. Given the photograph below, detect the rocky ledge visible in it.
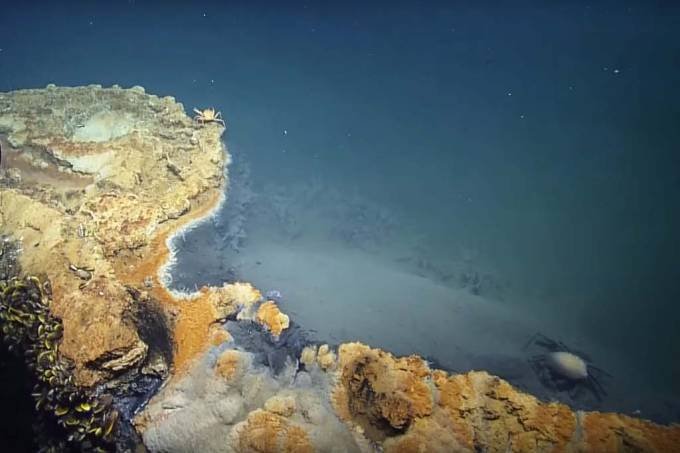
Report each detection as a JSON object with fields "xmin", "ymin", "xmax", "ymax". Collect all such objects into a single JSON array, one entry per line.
[{"xmin": 0, "ymin": 85, "xmax": 678, "ymax": 452}]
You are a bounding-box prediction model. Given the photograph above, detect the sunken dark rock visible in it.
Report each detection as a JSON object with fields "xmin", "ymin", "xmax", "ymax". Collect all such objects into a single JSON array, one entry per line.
[{"xmin": 225, "ymin": 319, "xmax": 309, "ymax": 374}]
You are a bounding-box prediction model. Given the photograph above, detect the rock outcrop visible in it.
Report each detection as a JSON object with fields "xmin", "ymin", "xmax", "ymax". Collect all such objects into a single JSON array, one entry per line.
[
  {"xmin": 330, "ymin": 342, "xmax": 680, "ymax": 452},
  {"xmin": 0, "ymin": 84, "xmax": 227, "ymax": 385}
]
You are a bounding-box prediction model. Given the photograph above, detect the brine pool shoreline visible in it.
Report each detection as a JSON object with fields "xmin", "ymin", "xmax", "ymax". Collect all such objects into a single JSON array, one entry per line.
[{"xmin": 167, "ymin": 164, "xmax": 680, "ymax": 425}]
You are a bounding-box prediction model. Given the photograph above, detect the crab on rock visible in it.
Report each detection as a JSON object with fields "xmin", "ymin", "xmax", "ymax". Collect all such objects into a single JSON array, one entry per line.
[{"xmin": 193, "ymin": 107, "xmax": 225, "ymax": 126}]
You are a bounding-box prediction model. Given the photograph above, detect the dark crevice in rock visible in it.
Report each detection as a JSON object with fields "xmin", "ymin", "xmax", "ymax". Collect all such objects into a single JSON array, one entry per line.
[
  {"xmin": 125, "ymin": 287, "xmax": 173, "ymax": 369},
  {"xmin": 92, "ymin": 287, "xmax": 175, "ymax": 452}
]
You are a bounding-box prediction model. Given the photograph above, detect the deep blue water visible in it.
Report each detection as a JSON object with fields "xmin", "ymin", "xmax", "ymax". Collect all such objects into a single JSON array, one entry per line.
[{"xmin": 2, "ymin": 0, "xmax": 679, "ymax": 411}]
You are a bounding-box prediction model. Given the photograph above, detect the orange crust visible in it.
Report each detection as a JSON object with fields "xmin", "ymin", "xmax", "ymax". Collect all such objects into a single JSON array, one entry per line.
[
  {"xmin": 255, "ymin": 301, "xmax": 290, "ymax": 337},
  {"xmin": 231, "ymin": 410, "xmax": 314, "ymax": 453},
  {"xmin": 114, "ymin": 189, "xmax": 223, "ymax": 375},
  {"xmin": 332, "ymin": 342, "xmax": 680, "ymax": 453}
]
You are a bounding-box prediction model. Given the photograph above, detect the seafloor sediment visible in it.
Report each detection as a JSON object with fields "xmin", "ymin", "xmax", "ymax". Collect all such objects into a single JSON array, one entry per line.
[{"xmin": 0, "ymin": 85, "xmax": 678, "ymax": 452}]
